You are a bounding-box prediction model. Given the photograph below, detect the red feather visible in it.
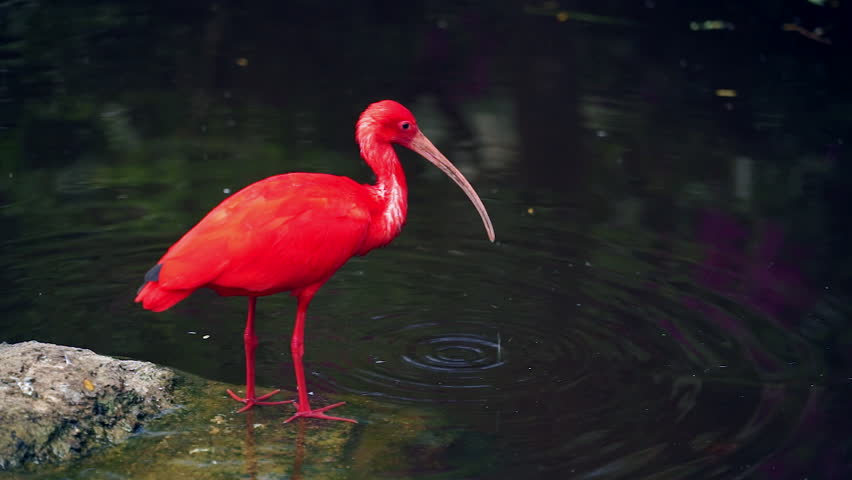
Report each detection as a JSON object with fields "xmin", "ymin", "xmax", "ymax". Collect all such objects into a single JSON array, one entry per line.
[
  {"xmin": 134, "ymin": 100, "xmax": 494, "ymax": 423},
  {"xmin": 136, "ymin": 173, "xmax": 373, "ymax": 307}
]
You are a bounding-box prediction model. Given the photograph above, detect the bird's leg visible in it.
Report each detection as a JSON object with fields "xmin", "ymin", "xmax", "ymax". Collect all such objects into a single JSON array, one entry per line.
[
  {"xmin": 284, "ymin": 286, "xmax": 357, "ymax": 423},
  {"xmin": 227, "ymin": 296, "xmax": 292, "ymax": 412}
]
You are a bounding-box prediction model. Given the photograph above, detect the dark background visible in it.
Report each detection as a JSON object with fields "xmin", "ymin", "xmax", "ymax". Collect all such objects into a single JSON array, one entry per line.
[{"xmin": 2, "ymin": 1, "xmax": 850, "ymax": 478}]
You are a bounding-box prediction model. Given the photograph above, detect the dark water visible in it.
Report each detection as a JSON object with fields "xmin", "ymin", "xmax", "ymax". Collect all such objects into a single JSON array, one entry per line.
[{"xmin": 2, "ymin": 1, "xmax": 852, "ymax": 478}]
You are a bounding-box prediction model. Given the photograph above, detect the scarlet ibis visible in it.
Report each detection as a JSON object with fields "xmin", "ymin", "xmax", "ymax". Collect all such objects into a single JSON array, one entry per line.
[{"xmin": 135, "ymin": 100, "xmax": 494, "ymax": 423}]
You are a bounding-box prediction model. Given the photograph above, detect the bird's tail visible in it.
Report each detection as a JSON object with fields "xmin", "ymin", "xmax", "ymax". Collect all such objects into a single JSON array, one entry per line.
[{"xmin": 135, "ymin": 282, "xmax": 192, "ymax": 312}]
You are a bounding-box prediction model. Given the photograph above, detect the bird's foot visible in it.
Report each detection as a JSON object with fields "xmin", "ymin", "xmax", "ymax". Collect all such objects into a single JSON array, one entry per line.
[
  {"xmin": 227, "ymin": 389, "xmax": 293, "ymax": 413},
  {"xmin": 283, "ymin": 401, "xmax": 358, "ymax": 424}
]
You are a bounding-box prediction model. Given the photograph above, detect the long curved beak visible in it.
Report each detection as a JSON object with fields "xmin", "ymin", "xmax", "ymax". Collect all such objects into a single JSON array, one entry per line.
[{"xmin": 408, "ymin": 131, "xmax": 495, "ymax": 242}]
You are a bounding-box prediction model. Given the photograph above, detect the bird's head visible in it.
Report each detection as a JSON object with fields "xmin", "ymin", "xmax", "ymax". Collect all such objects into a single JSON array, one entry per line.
[
  {"xmin": 356, "ymin": 100, "xmax": 495, "ymax": 242},
  {"xmin": 356, "ymin": 99, "xmax": 420, "ymax": 146}
]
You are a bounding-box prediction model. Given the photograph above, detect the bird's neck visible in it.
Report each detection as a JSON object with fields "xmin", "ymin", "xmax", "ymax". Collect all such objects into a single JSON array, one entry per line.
[{"xmin": 360, "ymin": 137, "xmax": 408, "ymax": 250}]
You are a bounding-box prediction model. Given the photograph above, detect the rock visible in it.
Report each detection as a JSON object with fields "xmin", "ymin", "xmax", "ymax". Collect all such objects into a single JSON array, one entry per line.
[{"xmin": 0, "ymin": 341, "xmax": 177, "ymax": 470}]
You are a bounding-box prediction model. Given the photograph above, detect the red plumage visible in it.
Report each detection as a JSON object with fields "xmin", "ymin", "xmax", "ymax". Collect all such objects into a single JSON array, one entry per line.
[
  {"xmin": 137, "ymin": 174, "xmax": 373, "ymax": 307},
  {"xmin": 135, "ymin": 100, "xmax": 494, "ymax": 423}
]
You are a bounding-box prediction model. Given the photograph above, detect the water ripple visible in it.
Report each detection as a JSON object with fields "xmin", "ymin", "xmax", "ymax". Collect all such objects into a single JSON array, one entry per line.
[{"xmin": 318, "ymin": 203, "xmax": 835, "ymax": 477}]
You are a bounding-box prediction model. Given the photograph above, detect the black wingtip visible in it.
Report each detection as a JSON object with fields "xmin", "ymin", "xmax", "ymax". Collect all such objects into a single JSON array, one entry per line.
[
  {"xmin": 144, "ymin": 263, "xmax": 163, "ymax": 283},
  {"xmin": 138, "ymin": 263, "xmax": 163, "ymax": 294}
]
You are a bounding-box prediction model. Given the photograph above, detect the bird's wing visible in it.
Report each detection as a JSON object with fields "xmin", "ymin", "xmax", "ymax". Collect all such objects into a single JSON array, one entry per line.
[{"xmin": 155, "ymin": 174, "xmax": 373, "ymax": 293}]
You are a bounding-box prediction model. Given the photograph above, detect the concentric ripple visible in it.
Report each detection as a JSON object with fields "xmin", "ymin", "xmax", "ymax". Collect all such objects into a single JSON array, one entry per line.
[
  {"xmin": 340, "ymin": 320, "xmax": 510, "ymax": 403},
  {"xmin": 402, "ymin": 332, "xmax": 504, "ymax": 372},
  {"xmin": 317, "ymin": 204, "xmax": 835, "ymax": 478}
]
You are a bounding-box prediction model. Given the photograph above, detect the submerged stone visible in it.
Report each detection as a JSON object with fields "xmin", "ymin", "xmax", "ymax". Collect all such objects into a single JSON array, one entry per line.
[{"xmin": 0, "ymin": 341, "xmax": 176, "ymax": 470}]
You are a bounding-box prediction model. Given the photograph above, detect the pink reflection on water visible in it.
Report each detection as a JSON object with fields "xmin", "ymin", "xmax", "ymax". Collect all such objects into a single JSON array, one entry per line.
[
  {"xmin": 676, "ymin": 208, "xmax": 852, "ymax": 478},
  {"xmin": 694, "ymin": 209, "xmax": 814, "ymax": 320}
]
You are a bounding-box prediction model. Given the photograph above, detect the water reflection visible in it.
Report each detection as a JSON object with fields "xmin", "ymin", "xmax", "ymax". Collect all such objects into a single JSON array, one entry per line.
[
  {"xmin": 241, "ymin": 410, "xmax": 307, "ymax": 480},
  {"xmin": 301, "ymin": 198, "xmax": 841, "ymax": 477},
  {"xmin": 242, "ymin": 410, "xmax": 259, "ymax": 480}
]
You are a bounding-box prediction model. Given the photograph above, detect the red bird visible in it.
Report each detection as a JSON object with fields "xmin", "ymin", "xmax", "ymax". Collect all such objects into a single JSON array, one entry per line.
[{"xmin": 135, "ymin": 100, "xmax": 495, "ymax": 423}]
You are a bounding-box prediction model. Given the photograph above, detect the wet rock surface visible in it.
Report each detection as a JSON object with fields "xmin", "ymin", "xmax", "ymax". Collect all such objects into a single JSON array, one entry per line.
[{"xmin": 0, "ymin": 341, "xmax": 176, "ymax": 470}]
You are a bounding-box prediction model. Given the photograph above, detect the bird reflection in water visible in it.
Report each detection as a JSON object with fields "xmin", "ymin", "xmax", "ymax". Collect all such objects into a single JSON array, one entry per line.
[{"xmin": 241, "ymin": 410, "xmax": 307, "ymax": 480}]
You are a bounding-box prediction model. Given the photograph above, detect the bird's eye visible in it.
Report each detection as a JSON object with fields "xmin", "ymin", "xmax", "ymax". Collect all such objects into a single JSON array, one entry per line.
[{"xmin": 401, "ymin": 122, "xmax": 411, "ymax": 130}]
